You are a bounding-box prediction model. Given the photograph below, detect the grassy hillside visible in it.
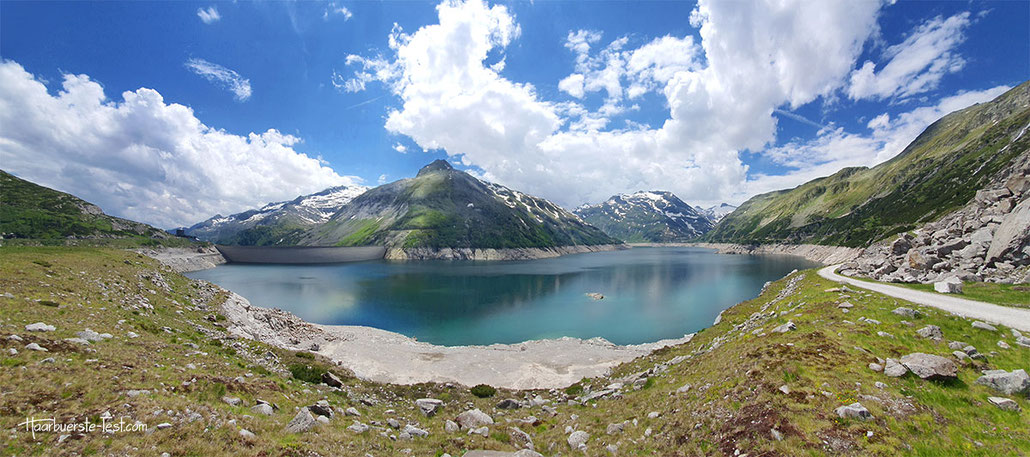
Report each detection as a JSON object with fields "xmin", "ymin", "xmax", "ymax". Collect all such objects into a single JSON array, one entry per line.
[
  {"xmin": 706, "ymin": 81, "xmax": 1030, "ymax": 247},
  {"xmin": 2, "ymin": 247, "xmax": 1027, "ymax": 455},
  {"xmin": 292, "ymin": 160, "xmax": 618, "ymax": 249},
  {"xmin": 0, "ymin": 170, "xmax": 190, "ymax": 247}
]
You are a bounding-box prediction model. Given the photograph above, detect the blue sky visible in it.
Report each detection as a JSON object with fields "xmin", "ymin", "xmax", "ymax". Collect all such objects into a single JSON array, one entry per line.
[{"xmin": 0, "ymin": 0, "xmax": 1027, "ymax": 228}]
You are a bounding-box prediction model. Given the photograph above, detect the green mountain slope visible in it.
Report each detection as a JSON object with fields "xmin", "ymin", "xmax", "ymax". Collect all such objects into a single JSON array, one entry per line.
[
  {"xmin": 0, "ymin": 170, "xmax": 176, "ymax": 245},
  {"xmin": 706, "ymin": 81, "xmax": 1030, "ymax": 247},
  {"xmin": 284, "ymin": 160, "xmax": 617, "ymax": 249}
]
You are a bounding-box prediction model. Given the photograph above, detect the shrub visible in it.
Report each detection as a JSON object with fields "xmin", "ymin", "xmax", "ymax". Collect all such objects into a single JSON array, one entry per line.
[
  {"xmin": 564, "ymin": 383, "xmax": 584, "ymax": 396},
  {"xmin": 288, "ymin": 364, "xmax": 328, "ymax": 384},
  {"xmin": 295, "ymin": 352, "xmax": 315, "ymax": 360},
  {"xmin": 470, "ymin": 384, "xmax": 496, "ymax": 398}
]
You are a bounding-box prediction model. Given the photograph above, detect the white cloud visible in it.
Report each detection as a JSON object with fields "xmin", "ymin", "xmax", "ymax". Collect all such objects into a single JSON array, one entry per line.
[
  {"xmin": 378, "ymin": 174, "xmax": 388, "ymax": 184},
  {"xmin": 197, "ymin": 6, "xmax": 221, "ymax": 24},
  {"xmin": 0, "ymin": 60, "xmax": 359, "ymax": 228},
  {"xmin": 392, "ymin": 143, "xmax": 407, "ymax": 153},
  {"xmin": 848, "ymin": 12, "xmax": 971, "ymax": 101},
  {"xmin": 324, "ymin": 2, "xmax": 353, "ymax": 21},
  {"xmin": 745, "ymin": 85, "xmax": 1011, "ymax": 197},
  {"xmin": 340, "ymin": 0, "xmax": 890, "ymax": 208},
  {"xmin": 185, "ymin": 58, "xmax": 252, "ymax": 102}
]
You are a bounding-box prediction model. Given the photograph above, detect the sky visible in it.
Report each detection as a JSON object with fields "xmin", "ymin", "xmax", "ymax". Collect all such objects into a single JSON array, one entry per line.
[{"xmin": 0, "ymin": 0, "xmax": 1027, "ymax": 228}]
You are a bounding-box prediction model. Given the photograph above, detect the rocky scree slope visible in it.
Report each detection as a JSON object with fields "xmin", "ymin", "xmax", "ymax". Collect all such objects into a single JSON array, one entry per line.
[
  {"xmin": 295, "ymin": 160, "xmax": 618, "ymax": 255},
  {"xmin": 0, "ymin": 170, "xmax": 175, "ymax": 244},
  {"xmin": 185, "ymin": 184, "xmax": 368, "ymax": 245},
  {"xmin": 706, "ymin": 81, "xmax": 1030, "ymax": 248},
  {"xmin": 841, "ymin": 147, "xmax": 1030, "ymax": 284},
  {"xmin": 575, "ymin": 191, "xmax": 714, "ymax": 242}
]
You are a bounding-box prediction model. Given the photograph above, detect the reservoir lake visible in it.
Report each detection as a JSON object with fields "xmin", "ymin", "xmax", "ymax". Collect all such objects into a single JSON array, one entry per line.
[{"xmin": 187, "ymin": 247, "xmax": 820, "ymax": 346}]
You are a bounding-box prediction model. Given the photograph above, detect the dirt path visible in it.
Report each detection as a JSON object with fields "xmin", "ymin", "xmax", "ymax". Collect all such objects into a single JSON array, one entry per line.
[{"xmin": 819, "ymin": 265, "xmax": 1030, "ymax": 332}]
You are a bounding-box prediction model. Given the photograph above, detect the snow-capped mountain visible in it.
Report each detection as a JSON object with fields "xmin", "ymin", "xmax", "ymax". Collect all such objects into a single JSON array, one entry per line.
[
  {"xmin": 699, "ymin": 203, "xmax": 738, "ymax": 222},
  {"xmin": 574, "ymin": 191, "xmax": 714, "ymax": 242},
  {"xmin": 184, "ymin": 185, "xmax": 368, "ymax": 243}
]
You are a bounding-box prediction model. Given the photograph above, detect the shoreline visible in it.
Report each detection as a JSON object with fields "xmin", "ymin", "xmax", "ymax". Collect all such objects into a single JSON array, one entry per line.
[
  {"xmin": 681, "ymin": 242, "xmax": 863, "ymax": 265},
  {"xmin": 217, "ymin": 289, "xmax": 693, "ymax": 389}
]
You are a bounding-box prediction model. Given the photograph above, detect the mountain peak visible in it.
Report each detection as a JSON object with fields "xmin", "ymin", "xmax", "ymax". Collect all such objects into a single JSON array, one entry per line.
[{"xmin": 417, "ymin": 159, "xmax": 455, "ymax": 177}]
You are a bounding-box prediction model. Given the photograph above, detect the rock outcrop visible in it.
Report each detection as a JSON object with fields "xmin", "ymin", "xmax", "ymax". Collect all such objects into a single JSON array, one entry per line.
[{"xmin": 842, "ymin": 150, "xmax": 1030, "ymax": 284}]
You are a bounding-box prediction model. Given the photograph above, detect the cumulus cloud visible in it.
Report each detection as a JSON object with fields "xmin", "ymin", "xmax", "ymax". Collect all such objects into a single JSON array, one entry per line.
[
  {"xmin": 324, "ymin": 2, "xmax": 353, "ymax": 21},
  {"xmin": 339, "ymin": 0, "xmax": 892, "ymax": 208},
  {"xmin": 392, "ymin": 143, "xmax": 407, "ymax": 153},
  {"xmin": 746, "ymin": 85, "xmax": 1010, "ymax": 197},
  {"xmin": 0, "ymin": 60, "xmax": 359, "ymax": 228},
  {"xmin": 848, "ymin": 12, "xmax": 971, "ymax": 101},
  {"xmin": 185, "ymin": 58, "xmax": 252, "ymax": 102},
  {"xmin": 197, "ymin": 6, "xmax": 220, "ymax": 24}
]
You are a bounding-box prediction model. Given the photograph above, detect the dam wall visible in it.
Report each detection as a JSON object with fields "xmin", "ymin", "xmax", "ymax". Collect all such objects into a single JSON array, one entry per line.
[{"xmin": 215, "ymin": 245, "xmax": 387, "ymax": 264}]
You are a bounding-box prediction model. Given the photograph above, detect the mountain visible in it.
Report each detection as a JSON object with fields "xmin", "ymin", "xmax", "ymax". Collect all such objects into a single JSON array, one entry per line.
[
  {"xmin": 284, "ymin": 160, "xmax": 618, "ymax": 251},
  {"xmin": 574, "ymin": 191, "xmax": 714, "ymax": 242},
  {"xmin": 706, "ymin": 80, "xmax": 1030, "ymax": 248},
  {"xmin": 0, "ymin": 170, "xmax": 173, "ymax": 244},
  {"xmin": 700, "ymin": 203, "xmax": 737, "ymax": 222},
  {"xmin": 185, "ymin": 185, "xmax": 368, "ymax": 244}
]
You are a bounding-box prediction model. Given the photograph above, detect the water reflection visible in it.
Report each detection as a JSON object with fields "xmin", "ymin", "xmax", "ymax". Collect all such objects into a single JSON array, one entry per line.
[{"xmin": 187, "ymin": 247, "xmax": 819, "ymax": 346}]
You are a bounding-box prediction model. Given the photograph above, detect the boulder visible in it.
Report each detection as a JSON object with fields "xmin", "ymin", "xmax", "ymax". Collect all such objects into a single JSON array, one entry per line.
[
  {"xmin": 308, "ymin": 401, "xmax": 334, "ymax": 418},
  {"xmin": 76, "ymin": 329, "xmax": 112, "ymax": 342},
  {"xmin": 907, "ymin": 249, "xmax": 929, "ymax": 270},
  {"xmin": 496, "ymin": 399, "xmax": 521, "ymax": 410},
  {"xmin": 975, "ymin": 369, "xmax": 1030, "ymax": 395},
  {"xmin": 445, "ymin": 420, "xmax": 459, "ymax": 433},
  {"xmin": 891, "ymin": 237, "xmax": 913, "ymax": 255},
  {"xmin": 567, "ymin": 430, "xmax": 589, "ymax": 449},
  {"xmin": 456, "ymin": 409, "xmax": 494, "ymax": 430},
  {"xmin": 900, "ymin": 353, "xmax": 957, "ymax": 381},
  {"xmin": 917, "ymin": 325, "xmax": 943, "ymax": 340},
  {"xmin": 251, "ymin": 404, "xmax": 274, "ymax": 416},
  {"xmin": 24, "ymin": 343, "xmax": 47, "ymax": 352},
  {"xmin": 834, "ymin": 403, "xmax": 873, "ymax": 421},
  {"xmin": 892, "ymin": 307, "xmax": 920, "ymax": 318},
  {"xmin": 284, "ymin": 408, "xmax": 317, "ymax": 433},
  {"xmin": 346, "ymin": 421, "xmax": 369, "ymax": 434},
  {"xmin": 987, "ymin": 397, "xmax": 1020, "ymax": 411},
  {"xmin": 343, "ymin": 407, "xmax": 360, "ymax": 417},
  {"xmin": 884, "ymin": 358, "xmax": 908, "ymax": 377},
  {"xmin": 25, "ymin": 322, "xmax": 55, "ymax": 332},
  {"xmin": 222, "ymin": 396, "xmax": 241, "ymax": 406},
  {"xmin": 985, "ymin": 198, "xmax": 1030, "ymax": 263},
  {"xmin": 934, "ymin": 278, "xmax": 963, "ymax": 294},
  {"xmin": 416, "ymin": 398, "xmax": 444, "ymax": 417},
  {"xmin": 468, "ymin": 426, "xmax": 489, "ymax": 437},
  {"xmin": 972, "ymin": 321, "xmax": 998, "ymax": 332},
  {"xmin": 772, "ymin": 321, "xmax": 796, "ymax": 333},
  {"xmin": 321, "ymin": 372, "xmax": 344, "ymax": 388},
  {"xmin": 403, "ymin": 424, "xmax": 429, "ymax": 438}
]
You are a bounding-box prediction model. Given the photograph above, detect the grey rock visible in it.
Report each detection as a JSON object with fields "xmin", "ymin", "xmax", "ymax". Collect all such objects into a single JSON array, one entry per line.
[
  {"xmin": 321, "ymin": 371, "xmax": 344, "ymax": 388},
  {"xmin": 403, "ymin": 424, "xmax": 428, "ymax": 437},
  {"xmin": 834, "ymin": 403, "xmax": 873, "ymax": 421},
  {"xmin": 987, "ymin": 396, "xmax": 1020, "ymax": 411},
  {"xmin": 251, "ymin": 404, "xmax": 274, "ymax": 416},
  {"xmin": 285, "ymin": 408, "xmax": 317, "ymax": 433},
  {"xmin": 25, "ymin": 322, "xmax": 55, "ymax": 332},
  {"xmin": 884, "ymin": 358, "xmax": 908, "ymax": 377},
  {"xmin": 468, "ymin": 426, "xmax": 489, "ymax": 437},
  {"xmin": 953, "ymin": 351, "xmax": 971, "ymax": 361},
  {"xmin": 156, "ymin": 422, "xmax": 172, "ymax": 430},
  {"xmin": 343, "ymin": 406, "xmax": 360, "ymax": 417},
  {"xmin": 346, "ymin": 421, "xmax": 370, "ymax": 434},
  {"xmin": 222, "ymin": 396, "xmax": 241, "ymax": 406},
  {"xmin": 986, "ymin": 198, "xmax": 1030, "ymax": 262},
  {"xmin": 771, "ymin": 428, "xmax": 784, "ymax": 441},
  {"xmin": 892, "ymin": 307, "xmax": 919, "ymax": 318},
  {"xmin": 948, "ymin": 341, "xmax": 968, "ymax": 350},
  {"xmin": 239, "ymin": 429, "xmax": 255, "ymax": 439},
  {"xmin": 64, "ymin": 338, "xmax": 90, "ymax": 345},
  {"xmin": 24, "ymin": 343, "xmax": 47, "ymax": 352},
  {"xmin": 934, "ymin": 278, "xmax": 963, "ymax": 294},
  {"xmin": 917, "ymin": 325, "xmax": 943, "ymax": 340},
  {"xmin": 972, "ymin": 321, "xmax": 998, "ymax": 332},
  {"xmin": 76, "ymin": 329, "xmax": 112, "ymax": 342},
  {"xmin": 772, "ymin": 321, "xmax": 796, "ymax": 333},
  {"xmin": 416, "ymin": 398, "xmax": 443, "ymax": 417},
  {"xmin": 387, "ymin": 418, "xmax": 401, "ymax": 429},
  {"xmin": 444, "ymin": 420, "xmax": 459, "ymax": 433},
  {"xmin": 456, "ymin": 409, "xmax": 494, "ymax": 429},
  {"xmin": 567, "ymin": 430, "xmax": 589, "ymax": 449},
  {"xmin": 308, "ymin": 401, "xmax": 334, "ymax": 418},
  {"xmin": 496, "ymin": 398, "xmax": 521, "ymax": 410},
  {"xmin": 869, "ymin": 363, "xmax": 883, "ymax": 372},
  {"xmin": 605, "ymin": 422, "xmax": 625, "ymax": 435},
  {"xmin": 975, "ymin": 369, "xmax": 1030, "ymax": 395},
  {"xmin": 900, "ymin": 353, "xmax": 957, "ymax": 381}
]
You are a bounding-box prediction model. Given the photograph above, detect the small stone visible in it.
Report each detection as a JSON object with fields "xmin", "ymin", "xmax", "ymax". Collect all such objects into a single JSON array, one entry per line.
[
  {"xmin": 127, "ymin": 332, "xmax": 139, "ymax": 338},
  {"xmin": 987, "ymin": 397, "xmax": 1020, "ymax": 411},
  {"xmin": 456, "ymin": 409, "xmax": 494, "ymax": 429},
  {"xmin": 772, "ymin": 321, "xmax": 796, "ymax": 333},
  {"xmin": 917, "ymin": 325, "xmax": 943, "ymax": 340},
  {"xmin": 126, "ymin": 390, "xmax": 150, "ymax": 397},
  {"xmin": 877, "ymin": 331, "xmax": 894, "ymax": 338},
  {"xmin": 415, "ymin": 398, "xmax": 443, "ymax": 417},
  {"xmin": 321, "ymin": 372, "xmax": 344, "ymax": 388},
  {"xmin": 496, "ymin": 398, "xmax": 521, "ymax": 410},
  {"xmin": 285, "ymin": 408, "xmax": 317, "ymax": 433},
  {"xmin": 778, "ymin": 385, "xmax": 791, "ymax": 395},
  {"xmin": 869, "ymin": 363, "xmax": 883, "ymax": 372},
  {"xmin": 344, "ymin": 407, "xmax": 360, "ymax": 417},
  {"xmin": 892, "ymin": 307, "xmax": 919, "ymax": 318},
  {"xmin": 647, "ymin": 411, "xmax": 660, "ymax": 419},
  {"xmin": 605, "ymin": 422, "xmax": 625, "ymax": 435},
  {"xmin": 884, "ymin": 358, "xmax": 907, "ymax": 377},
  {"xmin": 771, "ymin": 428, "xmax": 784, "ymax": 441},
  {"xmin": 251, "ymin": 404, "xmax": 274, "ymax": 416},
  {"xmin": 346, "ymin": 421, "xmax": 369, "ymax": 434},
  {"xmin": 468, "ymin": 426, "xmax": 489, "ymax": 437},
  {"xmin": 25, "ymin": 322, "xmax": 55, "ymax": 332},
  {"xmin": 948, "ymin": 341, "xmax": 967, "ymax": 350},
  {"xmin": 444, "ymin": 420, "xmax": 459, "ymax": 433},
  {"xmin": 239, "ymin": 429, "xmax": 255, "ymax": 439},
  {"xmin": 953, "ymin": 351, "xmax": 971, "ymax": 361},
  {"xmin": 222, "ymin": 396, "xmax": 241, "ymax": 406},
  {"xmin": 972, "ymin": 321, "xmax": 998, "ymax": 332},
  {"xmin": 835, "ymin": 402, "xmax": 872, "ymax": 420},
  {"xmin": 997, "ymin": 341, "xmax": 1010, "ymax": 349},
  {"xmin": 568, "ymin": 430, "xmax": 589, "ymax": 449},
  {"xmin": 156, "ymin": 423, "xmax": 172, "ymax": 430},
  {"xmin": 25, "ymin": 343, "xmax": 47, "ymax": 352},
  {"xmin": 403, "ymin": 424, "xmax": 428, "ymax": 437}
]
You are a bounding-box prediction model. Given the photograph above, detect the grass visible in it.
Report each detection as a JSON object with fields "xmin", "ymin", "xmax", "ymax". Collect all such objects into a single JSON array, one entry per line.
[
  {"xmin": 851, "ymin": 275, "xmax": 1030, "ymax": 308},
  {"xmin": 1, "ymin": 245, "xmax": 1027, "ymax": 456}
]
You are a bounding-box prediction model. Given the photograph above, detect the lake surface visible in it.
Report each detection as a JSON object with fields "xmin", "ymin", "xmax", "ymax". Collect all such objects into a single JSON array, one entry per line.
[{"xmin": 187, "ymin": 247, "xmax": 819, "ymax": 346}]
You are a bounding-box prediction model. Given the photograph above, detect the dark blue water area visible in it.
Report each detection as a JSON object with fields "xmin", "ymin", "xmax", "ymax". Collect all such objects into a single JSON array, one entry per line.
[{"xmin": 187, "ymin": 247, "xmax": 820, "ymax": 346}]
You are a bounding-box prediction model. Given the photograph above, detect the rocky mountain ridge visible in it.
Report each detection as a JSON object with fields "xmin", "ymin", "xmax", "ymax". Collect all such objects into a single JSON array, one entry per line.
[
  {"xmin": 574, "ymin": 191, "xmax": 714, "ymax": 242},
  {"xmin": 184, "ymin": 184, "xmax": 368, "ymax": 244},
  {"xmin": 699, "ymin": 203, "xmax": 737, "ymax": 222}
]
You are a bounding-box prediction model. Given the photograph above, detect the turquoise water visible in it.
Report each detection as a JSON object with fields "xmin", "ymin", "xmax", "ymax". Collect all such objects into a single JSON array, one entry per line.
[{"xmin": 187, "ymin": 247, "xmax": 819, "ymax": 346}]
